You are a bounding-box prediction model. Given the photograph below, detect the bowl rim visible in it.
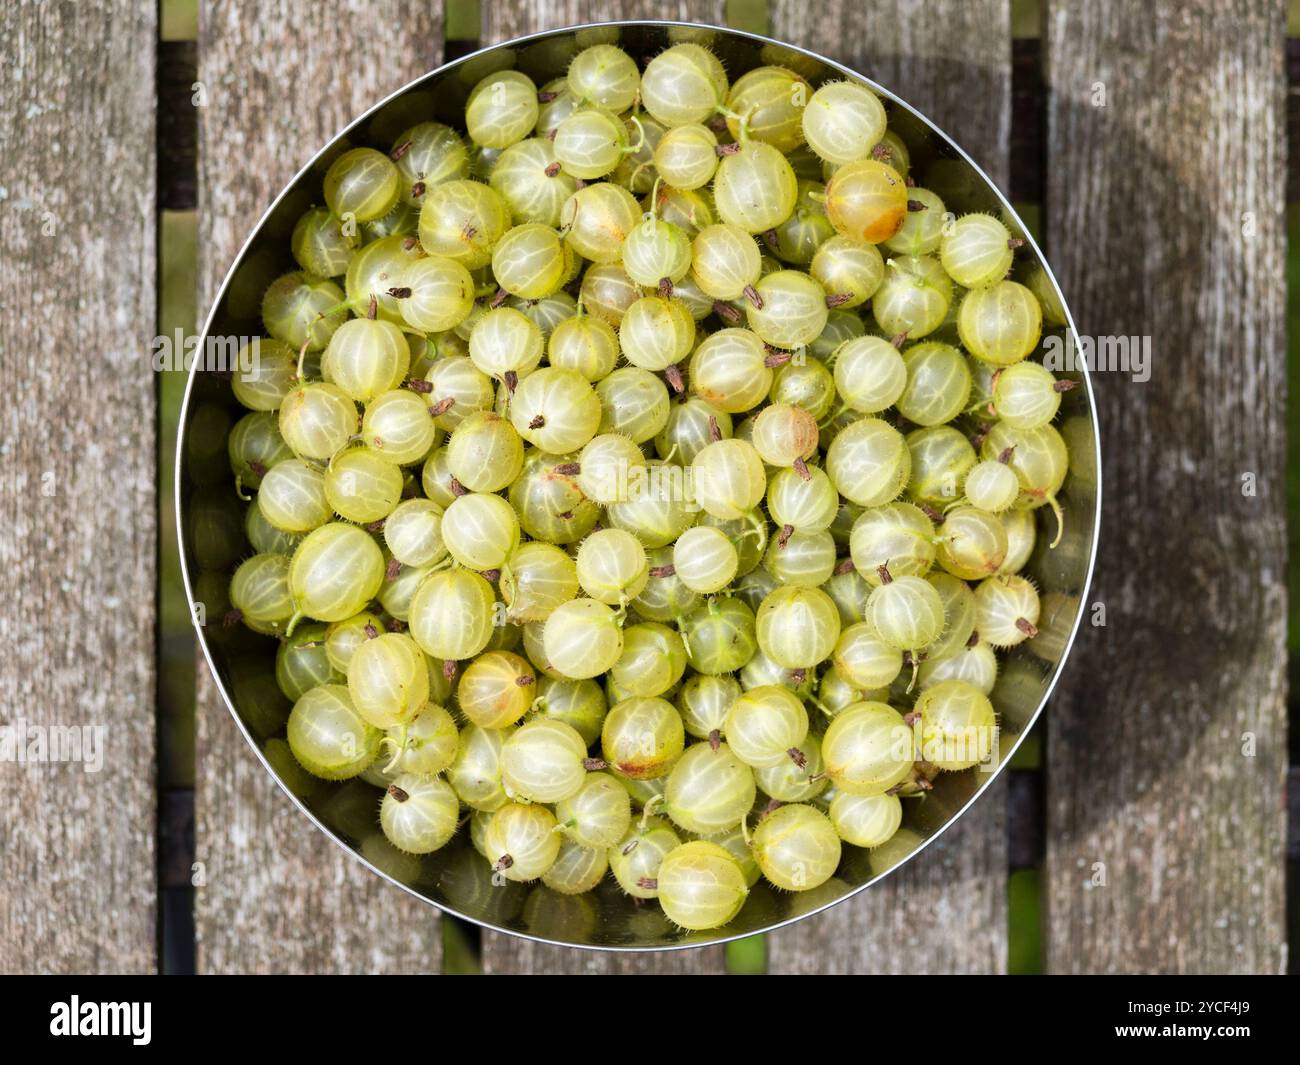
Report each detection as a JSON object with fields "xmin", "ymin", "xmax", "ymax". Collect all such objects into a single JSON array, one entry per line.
[{"xmin": 177, "ymin": 17, "xmax": 1102, "ymax": 953}]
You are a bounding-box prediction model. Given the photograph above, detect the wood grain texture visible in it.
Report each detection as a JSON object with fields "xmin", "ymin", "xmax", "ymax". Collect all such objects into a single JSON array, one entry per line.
[
  {"xmin": 482, "ymin": 0, "xmax": 727, "ymax": 42},
  {"xmin": 1043, "ymin": 0, "xmax": 1288, "ymax": 974},
  {"xmin": 0, "ymin": 0, "xmax": 158, "ymax": 975},
  {"xmin": 765, "ymin": 0, "xmax": 1012, "ymax": 975},
  {"xmin": 194, "ymin": 0, "xmax": 447, "ymax": 974},
  {"xmin": 477, "ymin": 0, "xmax": 728, "ymax": 978}
]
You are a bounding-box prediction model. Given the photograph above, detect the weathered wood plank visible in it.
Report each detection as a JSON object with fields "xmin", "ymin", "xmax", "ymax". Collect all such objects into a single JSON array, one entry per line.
[
  {"xmin": 765, "ymin": 0, "xmax": 1012, "ymax": 975},
  {"xmin": 477, "ymin": 0, "xmax": 729, "ymax": 977},
  {"xmin": 483, "ymin": 0, "xmax": 727, "ymax": 40},
  {"xmin": 0, "ymin": 0, "xmax": 158, "ymax": 975},
  {"xmin": 1043, "ymin": 0, "xmax": 1287, "ymax": 974},
  {"xmin": 194, "ymin": 0, "xmax": 447, "ymax": 974}
]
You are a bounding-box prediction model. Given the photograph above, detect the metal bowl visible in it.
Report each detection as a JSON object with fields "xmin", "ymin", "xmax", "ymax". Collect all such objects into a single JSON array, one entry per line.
[{"xmin": 177, "ymin": 20, "xmax": 1100, "ymax": 951}]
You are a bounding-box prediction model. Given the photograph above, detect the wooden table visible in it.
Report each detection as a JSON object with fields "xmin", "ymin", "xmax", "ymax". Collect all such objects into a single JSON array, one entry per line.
[{"xmin": 0, "ymin": 0, "xmax": 1287, "ymax": 974}]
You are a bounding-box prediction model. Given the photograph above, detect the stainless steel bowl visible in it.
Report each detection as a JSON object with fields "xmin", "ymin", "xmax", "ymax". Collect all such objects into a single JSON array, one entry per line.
[{"xmin": 177, "ymin": 20, "xmax": 1101, "ymax": 951}]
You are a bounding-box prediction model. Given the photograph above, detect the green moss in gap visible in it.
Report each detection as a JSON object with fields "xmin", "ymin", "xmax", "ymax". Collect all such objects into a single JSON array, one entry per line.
[
  {"xmin": 159, "ymin": 209, "xmax": 199, "ymax": 788},
  {"xmin": 443, "ymin": 917, "xmax": 483, "ymax": 974},
  {"xmin": 726, "ymin": 933, "xmax": 766, "ymax": 974},
  {"xmin": 446, "ymin": 0, "xmax": 481, "ymax": 41},
  {"xmin": 1008, "ymin": 722, "xmax": 1042, "ymax": 769},
  {"xmin": 1011, "ymin": 0, "xmax": 1040, "ymax": 39},
  {"xmin": 162, "ymin": 0, "xmax": 198, "ymax": 42},
  {"xmin": 1007, "ymin": 869, "xmax": 1042, "ymax": 974},
  {"xmin": 725, "ymin": 0, "xmax": 769, "ymax": 36}
]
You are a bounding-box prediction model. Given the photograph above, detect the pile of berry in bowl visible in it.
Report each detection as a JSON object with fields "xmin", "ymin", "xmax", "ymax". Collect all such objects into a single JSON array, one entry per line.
[{"xmin": 178, "ymin": 21, "xmax": 1099, "ymax": 950}]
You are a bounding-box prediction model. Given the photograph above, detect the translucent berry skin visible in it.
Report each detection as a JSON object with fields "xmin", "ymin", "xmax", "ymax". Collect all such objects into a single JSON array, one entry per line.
[
  {"xmin": 751, "ymin": 402, "xmax": 820, "ymax": 468},
  {"xmin": 724, "ymin": 684, "xmax": 809, "ymax": 770},
  {"xmin": 824, "ymin": 159, "xmax": 908, "ymax": 244},
  {"xmin": 640, "ymin": 43, "xmax": 729, "ymax": 127},
  {"xmin": 484, "ymin": 802, "xmax": 561, "ymax": 882},
  {"xmin": 408, "ymin": 568, "xmax": 496, "ymax": 661},
  {"xmin": 609, "ymin": 622, "xmax": 688, "ymax": 699},
  {"xmin": 501, "ymin": 718, "xmax": 589, "ymax": 803},
  {"xmin": 419, "ymin": 179, "xmax": 511, "ymax": 269},
  {"xmin": 257, "ymin": 459, "xmax": 331, "ymax": 535},
  {"xmin": 752, "ymin": 803, "xmax": 842, "ymax": 892},
  {"xmin": 872, "ymin": 255, "xmax": 953, "ymax": 341},
  {"xmin": 561, "ymin": 183, "xmax": 642, "ymax": 263},
  {"xmin": 601, "ymin": 696, "xmax": 685, "ymax": 780},
  {"xmin": 755, "ymin": 585, "xmax": 841, "ymax": 670},
  {"xmin": 542, "ymin": 838, "xmax": 609, "ymax": 895},
  {"xmin": 974, "ymin": 573, "xmax": 1042, "ymax": 649},
  {"xmin": 688, "ymin": 329, "xmax": 773, "ymax": 413},
  {"xmin": 822, "ymin": 701, "xmax": 913, "ymax": 796},
  {"xmin": 756, "ymin": 732, "xmax": 827, "ymax": 803},
  {"xmin": 915, "ymin": 679, "xmax": 998, "ymax": 770},
  {"xmin": 832, "ymin": 336, "xmax": 906, "ymax": 414},
  {"xmin": 676, "ymin": 673, "xmax": 742, "ymax": 741},
  {"xmin": 556, "ymin": 772, "xmax": 631, "ymax": 850},
  {"xmin": 465, "ymin": 71, "xmax": 539, "ymax": 151},
  {"xmin": 826, "ymin": 417, "xmax": 912, "ymax": 508},
  {"xmin": 724, "ymin": 66, "xmax": 812, "ymax": 153},
  {"xmin": 992, "ymin": 360, "xmax": 1064, "ymax": 429},
  {"xmin": 883, "ymin": 187, "xmax": 946, "ymax": 256},
  {"xmin": 622, "ymin": 220, "xmax": 693, "ymax": 291},
  {"xmin": 802, "ymin": 80, "xmax": 887, "ymax": 165},
  {"xmin": 656, "ymin": 840, "xmax": 749, "ymax": 930},
  {"xmin": 380, "ymin": 773, "xmax": 460, "ymax": 854},
  {"xmin": 448, "ymin": 723, "xmax": 512, "ymax": 813},
  {"xmin": 829, "ymin": 792, "xmax": 902, "ymax": 848},
  {"xmin": 692, "ymin": 438, "xmax": 768, "ymax": 520},
  {"xmin": 897, "ymin": 341, "xmax": 971, "ymax": 427},
  {"xmin": 323, "ymin": 147, "xmax": 400, "ymax": 223},
  {"xmin": 832, "ymin": 623, "xmax": 904, "ymax": 691},
  {"xmin": 491, "ymin": 137, "xmax": 576, "ymax": 227},
  {"xmin": 288, "ymin": 523, "xmax": 385, "ymax": 625},
  {"xmin": 347, "ymin": 631, "xmax": 429, "ymax": 729},
  {"xmin": 491, "ymin": 223, "xmax": 567, "ymax": 299},
  {"xmin": 653, "ymin": 123, "xmax": 720, "ymax": 189},
  {"xmin": 287, "ymin": 684, "xmax": 381, "ymax": 781},
  {"xmin": 692, "ymin": 223, "xmax": 763, "ymax": 301},
  {"xmin": 230, "ymin": 553, "xmax": 293, "ymax": 634},
  {"xmin": 567, "ymin": 43, "xmax": 640, "ymax": 113},
  {"xmin": 957, "ymin": 280, "xmax": 1043, "ymax": 366},
  {"xmin": 936, "ymin": 505, "xmax": 1008, "ymax": 581},
  {"xmin": 919, "ymin": 640, "xmax": 999, "ymax": 695},
  {"xmin": 811, "ymin": 235, "xmax": 885, "ymax": 309},
  {"xmin": 672, "ymin": 526, "xmax": 739, "ymax": 594},
  {"xmin": 663, "ymin": 741, "xmax": 757, "ymax": 835},
  {"xmin": 849, "ymin": 502, "xmax": 936, "ymax": 585},
  {"xmin": 544, "ymin": 598, "xmax": 625, "ymax": 680},
  {"xmin": 713, "ymin": 141, "xmax": 798, "ymax": 235},
  {"xmin": 618, "ymin": 295, "xmax": 695, "ymax": 371},
  {"xmin": 746, "ymin": 270, "xmax": 829, "ymax": 350},
  {"xmin": 939, "ymin": 212, "xmax": 1014, "ymax": 288},
  {"xmin": 278, "ymin": 382, "xmax": 361, "ymax": 462},
  {"xmin": 680, "ymin": 597, "xmax": 758, "ymax": 676},
  {"xmin": 457, "ymin": 651, "xmax": 537, "ymax": 730},
  {"xmin": 509, "ymin": 367, "xmax": 602, "ymax": 454},
  {"xmin": 608, "ymin": 815, "xmax": 681, "ymax": 899}
]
